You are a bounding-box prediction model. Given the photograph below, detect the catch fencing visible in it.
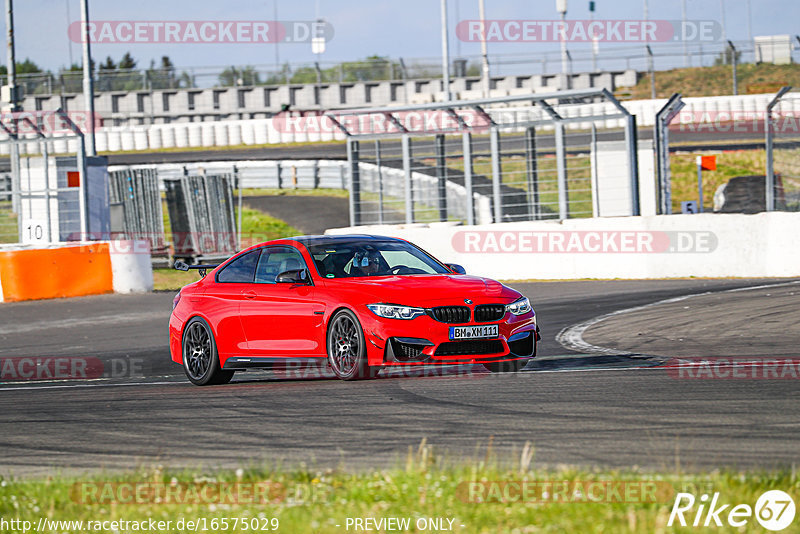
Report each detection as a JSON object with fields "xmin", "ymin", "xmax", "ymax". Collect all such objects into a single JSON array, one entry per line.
[
  {"xmin": 766, "ymin": 88, "xmax": 800, "ymax": 212},
  {"xmin": 336, "ymin": 89, "xmax": 640, "ymax": 226}
]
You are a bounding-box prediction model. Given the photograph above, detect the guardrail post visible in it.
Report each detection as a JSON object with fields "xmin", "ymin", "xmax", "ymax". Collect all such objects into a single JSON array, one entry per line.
[
  {"xmin": 490, "ymin": 126, "xmax": 502, "ymax": 223},
  {"xmin": 525, "ymin": 126, "xmax": 539, "ymax": 220},
  {"xmin": 435, "ymin": 134, "xmax": 448, "ymax": 222},
  {"xmin": 347, "ymin": 138, "xmax": 360, "ymax": 226},
  {"xmin": 765, "ymin": 86, "xmax": 792, "ymax": 212},
  {"xmin": 402, "ymin": 134, "xmax": 414, "ymax": 223},
  {"xmin": 555, "ymin": 121, "xmax": 569, "ymax": 219},
  {"xmin": 374, "ymin": 140, "xmax": 385, "ymax": 225},
  {"xmin": 590, "ymin": 124, "xmax": 600, "ymax": 218},
  {"xmin": 625, "ymin": 114, "xmax": 640, "ymax": 216},
  {"xmin": 462, "ymin": 132, "xmax": 474, "ymax": 225}
]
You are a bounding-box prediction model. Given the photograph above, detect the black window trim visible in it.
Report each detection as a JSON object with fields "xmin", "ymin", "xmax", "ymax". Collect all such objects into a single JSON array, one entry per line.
[{"xmin": 215, "ymin": 245, "xmax": 314, "ymax": 286}]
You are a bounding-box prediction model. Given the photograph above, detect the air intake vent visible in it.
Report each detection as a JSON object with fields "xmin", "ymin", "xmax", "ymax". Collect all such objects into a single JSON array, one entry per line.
[
  {"xmin": 434, "ymin": 340, "xmax": 505, "ymax": 356},
  {"xmin": 474, "ymin": 304, "xmax": 505, "ymax": 322},
  {"xmin": 429, "ymin": 306, "xmax": 470, "ymax": 323}
]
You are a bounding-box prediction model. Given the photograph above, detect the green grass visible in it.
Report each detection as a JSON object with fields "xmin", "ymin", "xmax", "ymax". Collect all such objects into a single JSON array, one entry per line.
[
  {"xmin": 0, "ymin": 202, "xmax": 17, "ymax": 244},
  {"xmin": 1, "ymin": 444, "xmax": 797, "ymax": 533},
  {"xmin": 622, "ymin": 63, "xmax": 800, "ymax": 100},
  {"xmin": 236, "ymin": 188, "xmax": 349, "ymax": 198}
]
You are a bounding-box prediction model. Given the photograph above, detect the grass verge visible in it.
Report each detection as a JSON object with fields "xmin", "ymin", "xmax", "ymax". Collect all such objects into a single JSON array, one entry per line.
[{"xmin": 0, "ymin": 444, "xmax": 796, "ymax": 533}]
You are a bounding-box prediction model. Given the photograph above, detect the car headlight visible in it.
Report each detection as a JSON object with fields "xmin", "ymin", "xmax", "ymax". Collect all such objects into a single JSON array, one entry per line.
[
  {"xmin": 506, "ymin": 297, "xmax": 532, "ymax": 316},
  {"xmin": 367, "ymin": 304, "xmax": 425, "ymax": 320}
]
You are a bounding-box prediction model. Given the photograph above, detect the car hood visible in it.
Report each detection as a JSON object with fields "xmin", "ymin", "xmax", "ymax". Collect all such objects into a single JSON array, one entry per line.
[{"xmin": 331, "ymin": 274, "xmax": 519, "ymax": 306}]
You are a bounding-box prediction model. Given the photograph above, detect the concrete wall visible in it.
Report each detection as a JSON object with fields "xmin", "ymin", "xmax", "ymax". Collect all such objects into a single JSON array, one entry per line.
[
  {"xmin": 325, "ymin": 212, "xmax": 800, "ymax": 280},
  {"xmin": 0, "ymin": 240, "xmax": 153, "ymax": 303},
  {"xmin": 21, "ymin": 70, "xmax": 639, "ymax": 125}
]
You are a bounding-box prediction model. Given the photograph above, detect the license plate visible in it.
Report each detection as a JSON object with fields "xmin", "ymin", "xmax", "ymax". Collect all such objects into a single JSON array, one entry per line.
[{"xmin": 449, "ymin": 324, "xmax": 499, "ymax": 340}]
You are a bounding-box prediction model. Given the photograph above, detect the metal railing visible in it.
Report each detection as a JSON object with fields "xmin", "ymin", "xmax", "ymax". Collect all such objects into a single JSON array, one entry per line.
[
  {"xmin": 766, "ymin": 87, "xmax": 800, "ymax": 212},
  {"xmin": 338, "ymin": 89, "xmax": 640, "ymax": 226}
]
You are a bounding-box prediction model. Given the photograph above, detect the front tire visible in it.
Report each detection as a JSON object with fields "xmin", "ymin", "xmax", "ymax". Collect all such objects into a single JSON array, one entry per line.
[
  {"xmin": 483, "ymin": 359, "xmax": 528, "ymax": 373},
  {"xmin": 182, "ymin": 317, "xmax": 234, "ymax": 386},
  {"xmin": 327, "ymin": 309, "xmax": 378, "ymax": 380}
]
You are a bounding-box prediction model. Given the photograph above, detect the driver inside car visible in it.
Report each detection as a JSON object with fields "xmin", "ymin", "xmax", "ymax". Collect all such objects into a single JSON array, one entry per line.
[{"xmin": 352, "ymin": 250, "xmax": 382, "ymax": 276}]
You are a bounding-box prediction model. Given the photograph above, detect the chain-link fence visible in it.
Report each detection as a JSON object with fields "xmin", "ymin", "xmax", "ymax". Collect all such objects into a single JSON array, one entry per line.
[
  {"xmin": 338, "ymin": 89, "xmax": 640, "ymax": 226},
  {"xmin": 767, "ymin": 88, "xmax": 800, "ymax": 212}
]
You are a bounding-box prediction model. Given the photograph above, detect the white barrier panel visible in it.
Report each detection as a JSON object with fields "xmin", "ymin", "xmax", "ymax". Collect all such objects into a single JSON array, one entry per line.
[
  {"xmin": 161, "ymin": 126, "xmax": 176, "ymax": 148},
  {"xmin": 109, "ymin": 239, "xmax": 154, "ymax": 293},
  {"xmin": 107, "ymin": 130, "xmax": 122, "ymax": 152},
  {"xmin": 53, "ymin": 136, "xmax": 69, "ymax": 153},
  {"xmin": 266, "ymin": 119, "xmax": 281, "ymax": 144},
  {"xmin": 241, "ymin": 121, "xmax": 256, "ymax": 145},
  {"xmin": 134, "ymin": 129, "xmax": 149, "ymax": 151},
  {"xmin": 188, "ymin": 124, "xmax": 202, "ymax": 147},
  {"xmin": 174, "ymin": 125, "xmax": 189, "ymax": 148},
  {"xmin": 95, "ymin": 130, "xmax": 109, "ymax": 152},
  {"xmin": 213, "ymin": 122, "xmax": 229, "ymax": 146},
  {"xmin": 201, "ymin": 123, "xmax": 215, "ymax": 147},
  {"xmin": 326, "ymin": 212, "xmax": 800, "ymax": 280},
  {"xmin": 253, "ymin": 120, "xmax": 268, "ymax": 145},
  {"xmin": 228, "ymin": 122, "xmax": 242, "ymax": 145},
  {"xmin": 147, "ymin": 127, "xmax": 163, "ymax": 149},
  {"xmin": 120, "ymin": 130, "xmax": 135, "ymax": 151}
]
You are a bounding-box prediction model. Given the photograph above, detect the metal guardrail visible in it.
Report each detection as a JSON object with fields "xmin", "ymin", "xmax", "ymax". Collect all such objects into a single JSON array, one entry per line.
[
  {"xmin": 766, "ymin": 87, "xmax": 800, "ymax": 212},
  {"xmin": 338, "ymin": 89, "xmax": 640, "ymax": 226}
]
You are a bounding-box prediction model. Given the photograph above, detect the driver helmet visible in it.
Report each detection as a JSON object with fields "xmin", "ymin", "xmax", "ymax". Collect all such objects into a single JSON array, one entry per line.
[{"xmin": 354, "ymin": 250, "xmax": 381, "ymax": 269}]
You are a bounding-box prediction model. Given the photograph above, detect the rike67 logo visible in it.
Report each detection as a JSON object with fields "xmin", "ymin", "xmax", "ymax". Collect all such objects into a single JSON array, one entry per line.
[{"xmin": 668, "ymin": 490, "xmax": 795, "ymax": 531}]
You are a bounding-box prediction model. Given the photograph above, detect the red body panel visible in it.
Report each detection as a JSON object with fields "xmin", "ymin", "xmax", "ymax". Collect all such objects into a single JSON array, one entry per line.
[{"xmin": 169, "ymin": 237, "xmax": 538, "ymax": 371}]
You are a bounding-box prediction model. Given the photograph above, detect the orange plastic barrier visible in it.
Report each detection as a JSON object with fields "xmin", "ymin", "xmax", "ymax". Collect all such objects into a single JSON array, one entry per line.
[{"xmin": 0, "ymin": 243, "xmax": 113, "ymax": 302}]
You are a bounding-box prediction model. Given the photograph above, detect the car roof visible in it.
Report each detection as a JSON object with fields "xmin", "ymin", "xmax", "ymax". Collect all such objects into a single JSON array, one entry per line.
[{"xmin": 277, "ymin": 234, "xmax": 405, "ymax": 247}]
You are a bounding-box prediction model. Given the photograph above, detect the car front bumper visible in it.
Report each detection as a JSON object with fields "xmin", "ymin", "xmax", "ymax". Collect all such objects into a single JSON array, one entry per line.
[{"xmin": 359, "ymin": 309, "xmax": 539, "ymax": 367}]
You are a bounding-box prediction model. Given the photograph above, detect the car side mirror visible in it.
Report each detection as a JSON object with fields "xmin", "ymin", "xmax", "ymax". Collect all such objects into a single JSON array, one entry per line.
[
  {"xmin": 276, "ymin": 269, "xmax": 310, "ymax": 284},
  {"xmin": 446, "ymin": 263, "xmax": 466, "ymax": 275}
]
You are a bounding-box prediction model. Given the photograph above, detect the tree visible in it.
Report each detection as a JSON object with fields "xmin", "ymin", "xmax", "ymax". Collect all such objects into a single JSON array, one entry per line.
[
  {"xmin": 99, "ymin": 56, "xmax": 116, "ymax": 71},
  {"xmin": 218, "ymin": 66, "xmax": 261, "ymax": 87},
  {"xmin": 118, "ymin": 52, "xmax": 137, "ymax": 70},
  {"xmin": 0, "ymin": 58, "xmax": 43, "ymax": 76}
]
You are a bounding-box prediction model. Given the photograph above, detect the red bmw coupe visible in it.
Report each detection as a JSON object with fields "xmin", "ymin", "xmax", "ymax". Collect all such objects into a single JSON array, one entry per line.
[{"xmin": 169, "ymin": 235, "xmax": 539, "ymax": 385}]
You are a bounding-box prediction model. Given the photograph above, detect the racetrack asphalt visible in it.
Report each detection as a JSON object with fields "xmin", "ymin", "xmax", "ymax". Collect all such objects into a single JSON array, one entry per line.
[{"xmin": 1, "ymin": 277, "xmax": 798, "ymax": 476}]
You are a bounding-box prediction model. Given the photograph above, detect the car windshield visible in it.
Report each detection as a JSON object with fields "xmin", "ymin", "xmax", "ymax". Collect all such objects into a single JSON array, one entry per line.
[{"xmin": 306, "ymin": 240, "xmax": 450, "ymax": 278}]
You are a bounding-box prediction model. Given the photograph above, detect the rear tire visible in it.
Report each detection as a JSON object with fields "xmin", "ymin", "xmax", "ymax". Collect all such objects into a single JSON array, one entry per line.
[
  {"xmin": 327, "ymin": 309, "xmax": 378, "ymax": 380},
  {"xmin": 483, "ymin": 359, "xmax": 528, "ymax": 373},
  {"xmin": 182, "ymin": 317, "xmax": 234, "ymax": 386}
]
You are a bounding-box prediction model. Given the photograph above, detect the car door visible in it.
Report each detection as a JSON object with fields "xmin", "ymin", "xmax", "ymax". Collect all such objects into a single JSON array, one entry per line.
[
  {"xmin": 239, "ymin": 245, "xmax": 326, "ymax": 357},
  {"xmin": 202, "ymin": 248, "xmax": 261, "ymax": 359}
]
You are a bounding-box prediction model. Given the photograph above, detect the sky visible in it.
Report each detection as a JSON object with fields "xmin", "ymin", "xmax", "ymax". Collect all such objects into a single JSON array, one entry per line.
[{"xmin": 5, "ymin": 0, "xmax": 800, "ymax": 75}]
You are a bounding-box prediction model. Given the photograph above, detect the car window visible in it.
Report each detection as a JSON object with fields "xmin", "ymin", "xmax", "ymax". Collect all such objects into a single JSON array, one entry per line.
[
  {"xmin": 381, "ymin": 251, "xmax": 432, "ymax": 271},
  {"xmin": 217, "ymin": 249, "xmax": 260, "ymax": 283},
  {"xmin": 307, "ymin": 240, "xmax": 449, "ymax": 278},
  {"xmin": 255, "ymin": 246, "xmax": 307, "ymax": 284}
]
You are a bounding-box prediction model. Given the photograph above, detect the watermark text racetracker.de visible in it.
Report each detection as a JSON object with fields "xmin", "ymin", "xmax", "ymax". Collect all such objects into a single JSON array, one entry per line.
[
  {"xmin": 455, "ymin": 19, "xmax": 721, "ymax": 43},
  {"xmin": 451, "ymin": 230, "xmax": 717, "ymax": 254},
  {"xmin": 666, "ymin": 358, "xmax": 800, "ymax": 380},
  {"xmin": 68, "ymin": 20, "xmax": 333, "ymax": 44},
  {"xmin": 0, "ymin": 356, "xmax": 147, "ymax": 381}
]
